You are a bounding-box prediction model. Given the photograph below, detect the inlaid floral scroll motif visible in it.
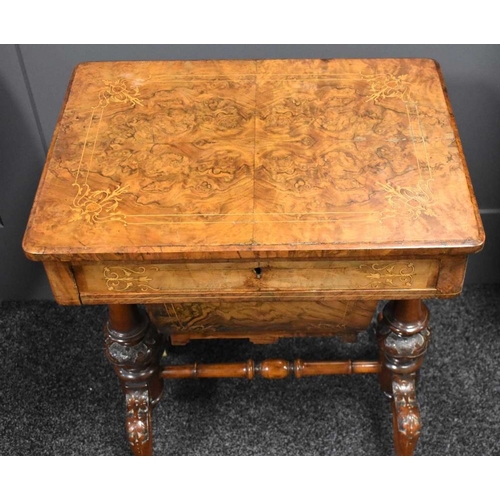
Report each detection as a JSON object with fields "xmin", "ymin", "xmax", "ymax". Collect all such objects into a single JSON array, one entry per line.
[
  {"xmin": 103, "ymin": 267, "xmax": 160, "ymax": 292},
  {"xmin": 70, "ymin": 78, "xmax": 144, "ymax": 224},
  {"xmin": 361, "ymin": 263, "xmax": 416, "ymax": 288}
]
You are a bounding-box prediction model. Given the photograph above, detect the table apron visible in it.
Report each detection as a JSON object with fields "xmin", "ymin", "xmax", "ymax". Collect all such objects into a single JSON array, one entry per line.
[{"xmin": 48, "ymin": 256, "xmax": 468, "ymax": 304}]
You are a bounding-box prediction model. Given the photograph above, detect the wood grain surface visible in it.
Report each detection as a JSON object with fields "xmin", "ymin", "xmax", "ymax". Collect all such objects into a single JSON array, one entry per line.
[{"xmin": 23, "ymin": 59, "xmax": 484, "ymax": 262}]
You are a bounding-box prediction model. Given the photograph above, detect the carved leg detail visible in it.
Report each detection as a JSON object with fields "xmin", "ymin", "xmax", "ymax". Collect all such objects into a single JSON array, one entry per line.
[
  {"xmin": 105, "ymin": 305, "xmax": 164, "ymax": 456},
  {"xmin": 392, "ymin": 374, "xmax": 421, "ymax": 456},
  {"xmin": 376, "ymin": 299, "xmax": 430, "ymax": 456},
  {"xmin": 126, "ymin": 389, "xmax": 152, "ymax": 456}
]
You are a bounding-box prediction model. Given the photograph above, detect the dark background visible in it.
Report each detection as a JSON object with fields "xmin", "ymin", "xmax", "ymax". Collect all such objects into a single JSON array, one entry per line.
[{"xmin": 1, "ymin": 44, "xmax": 499, "ymax": 300}]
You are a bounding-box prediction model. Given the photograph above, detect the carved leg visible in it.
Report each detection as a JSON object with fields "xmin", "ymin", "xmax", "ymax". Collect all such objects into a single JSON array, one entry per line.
[
  {"xmin": 105, "ymin": 304, "xmax": 164, "ymax": 456},
  {"xmin": 376, "ymin": 299, "xmax": 430, "ymax": 456}
]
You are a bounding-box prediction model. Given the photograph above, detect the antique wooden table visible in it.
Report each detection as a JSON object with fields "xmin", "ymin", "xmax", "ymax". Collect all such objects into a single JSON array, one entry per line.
[{"xmin": 23, "ymin": 59, "xmax": 484, "ymax": 455}]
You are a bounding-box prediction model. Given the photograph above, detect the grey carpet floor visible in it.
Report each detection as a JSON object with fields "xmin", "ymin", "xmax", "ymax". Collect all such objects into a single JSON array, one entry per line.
[{"xmin": 1, "ymin": 284, "xmax": 500, "ymax": 455}]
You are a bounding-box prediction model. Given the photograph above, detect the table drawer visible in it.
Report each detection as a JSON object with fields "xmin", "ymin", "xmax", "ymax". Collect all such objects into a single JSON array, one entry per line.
[{"xmin": 73, "ymin": 259, "xmax": 440, "ymax": 303}]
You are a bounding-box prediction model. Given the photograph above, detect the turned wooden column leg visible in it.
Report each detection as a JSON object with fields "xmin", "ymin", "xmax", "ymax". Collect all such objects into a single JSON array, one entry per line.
[
  {"xmin": 104, "ymin": 304, "xmax": 164, "ymax": 456},
  {"xmin": 376, "ymin": 299, "xmax": 430, "ymax": 456}
]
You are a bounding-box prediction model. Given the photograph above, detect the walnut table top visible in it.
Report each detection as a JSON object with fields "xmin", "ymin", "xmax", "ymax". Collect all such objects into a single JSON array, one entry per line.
[{"xmin": 23, "ymin": 58, "xmax": 483, "ymax": 263}]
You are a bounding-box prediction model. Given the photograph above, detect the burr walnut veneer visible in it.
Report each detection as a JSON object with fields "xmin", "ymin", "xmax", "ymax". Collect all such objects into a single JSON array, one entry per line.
[{"xmin": 23, "ymin": 59, "xmax": 484, "ymax": 455}]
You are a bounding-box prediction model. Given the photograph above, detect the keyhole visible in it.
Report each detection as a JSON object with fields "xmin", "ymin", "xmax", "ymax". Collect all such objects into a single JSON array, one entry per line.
[{"xmin": 254, "ymin": 267, "xmax": 262, "ymax": 279}]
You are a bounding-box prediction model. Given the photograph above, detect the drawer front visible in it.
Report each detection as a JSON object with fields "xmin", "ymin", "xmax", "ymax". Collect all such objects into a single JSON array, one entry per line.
[{"xmin": 74, "ymin": 259, "xmax": 440, "ymax": 303}]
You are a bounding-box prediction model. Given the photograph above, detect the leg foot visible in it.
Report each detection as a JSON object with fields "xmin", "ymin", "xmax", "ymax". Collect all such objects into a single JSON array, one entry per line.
[
  {"xmin": 391, "ymin": 373, "xmax": 421, "ymax": 456},
  {"xmin": 105, "ymin": 304, "xmax": 164, "ymax": 456},
  {"xmin": 126, "ymin": 389, "xmax": 152, "ymax": 456},
  {"xmin": 377, "ymin": 299, "xmax": 430, "ymax": 456}
]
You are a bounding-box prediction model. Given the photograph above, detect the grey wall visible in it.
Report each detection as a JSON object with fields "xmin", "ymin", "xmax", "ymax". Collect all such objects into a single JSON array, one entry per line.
[{"xmin": 1, "ymin": 44, "xmax": 499, "ymax": 300}]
